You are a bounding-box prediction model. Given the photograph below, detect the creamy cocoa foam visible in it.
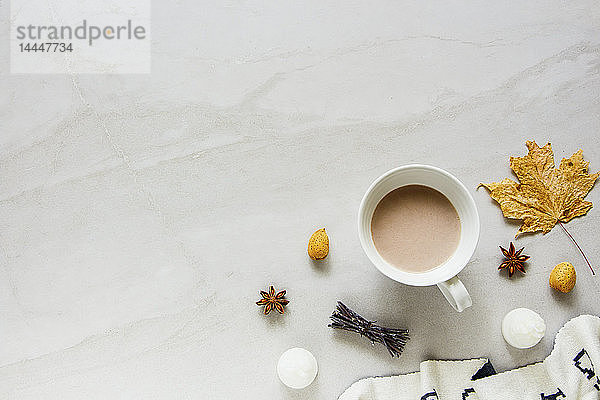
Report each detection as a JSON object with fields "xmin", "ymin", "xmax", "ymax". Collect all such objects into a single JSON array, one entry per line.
[{"xmin": 370, "ymin": 185, "xmax": 461, "ymax": 273}]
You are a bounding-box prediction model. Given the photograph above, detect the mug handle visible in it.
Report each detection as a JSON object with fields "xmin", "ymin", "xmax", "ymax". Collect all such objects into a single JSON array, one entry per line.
[{"xmin": 436, "ymin": 276, "xmax": 472, "ymax": 312}]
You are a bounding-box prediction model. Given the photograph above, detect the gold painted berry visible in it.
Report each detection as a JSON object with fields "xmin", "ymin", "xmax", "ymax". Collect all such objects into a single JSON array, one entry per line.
[
  {"xmin": 549, "ymin": 262, "xmax": 576, "ymax": 293},
  {"xmin": 308, "ymin": 228, "xmax": 329, "ymax": 260}
]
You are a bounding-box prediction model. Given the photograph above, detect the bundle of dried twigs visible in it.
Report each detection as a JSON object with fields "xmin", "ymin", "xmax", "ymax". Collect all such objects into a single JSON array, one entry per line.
[{"xmin": 328, "ymin": 301, "xmax": 409, "ymax": 357}]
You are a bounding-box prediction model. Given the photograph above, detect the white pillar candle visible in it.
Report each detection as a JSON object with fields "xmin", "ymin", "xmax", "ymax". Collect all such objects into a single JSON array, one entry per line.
[
  {"xmin": 277, "ymin": 347, "xmax": 318, "ymax": 389},
  {"xmin": 502, "ymin": 308, "xmax": 546, "ymax": 349}
]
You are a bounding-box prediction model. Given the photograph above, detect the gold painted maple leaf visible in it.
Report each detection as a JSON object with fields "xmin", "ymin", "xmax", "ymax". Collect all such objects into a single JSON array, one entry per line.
[{"xmin": 481, "ymin": 141, "xmax": 599, "ymax": 237}]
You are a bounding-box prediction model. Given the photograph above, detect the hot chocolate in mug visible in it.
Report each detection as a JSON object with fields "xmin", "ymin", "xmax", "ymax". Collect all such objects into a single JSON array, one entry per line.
[{"xmin": 358, "ymin": 165, "xmax": 480, "ymax": 312}]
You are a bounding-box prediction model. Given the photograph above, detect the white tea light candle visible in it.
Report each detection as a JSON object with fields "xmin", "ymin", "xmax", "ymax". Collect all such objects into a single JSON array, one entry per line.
[{"xmin": 277, "ymin": 347, "xmax": 318, "ymax": 389}]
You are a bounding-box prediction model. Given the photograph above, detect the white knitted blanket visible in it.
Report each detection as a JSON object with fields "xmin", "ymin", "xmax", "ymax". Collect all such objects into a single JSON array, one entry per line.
[{"xmin": 339, "ymin": 315, "xmax": 600, "ymax": 400}]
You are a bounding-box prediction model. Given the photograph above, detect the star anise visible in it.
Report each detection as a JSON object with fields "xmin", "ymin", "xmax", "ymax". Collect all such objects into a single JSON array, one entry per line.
[
  {"xmin": 498, "ymin": 242, "xmax": 530, "ymax": 277},
  {"xmin": 256, "ymin": 286, "xmax": 289, "ymax": 314}
]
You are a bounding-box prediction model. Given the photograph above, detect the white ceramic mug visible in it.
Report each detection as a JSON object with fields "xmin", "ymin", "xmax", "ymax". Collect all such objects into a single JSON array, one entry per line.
[{"xmin": 358, "ymin": 165, "xmax": 480, "ymax": 312}]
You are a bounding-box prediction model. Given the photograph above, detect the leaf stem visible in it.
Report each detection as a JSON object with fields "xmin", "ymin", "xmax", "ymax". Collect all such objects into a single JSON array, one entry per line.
[{"xmin": 558, "ymin": 222, "xmax": 595, "ymax": 276}]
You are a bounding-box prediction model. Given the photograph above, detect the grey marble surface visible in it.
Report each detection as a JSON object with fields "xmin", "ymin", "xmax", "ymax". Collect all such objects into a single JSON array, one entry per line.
[{"xmin": 1, "ymin": 1, "xmax": 600, "ymax": 399}]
